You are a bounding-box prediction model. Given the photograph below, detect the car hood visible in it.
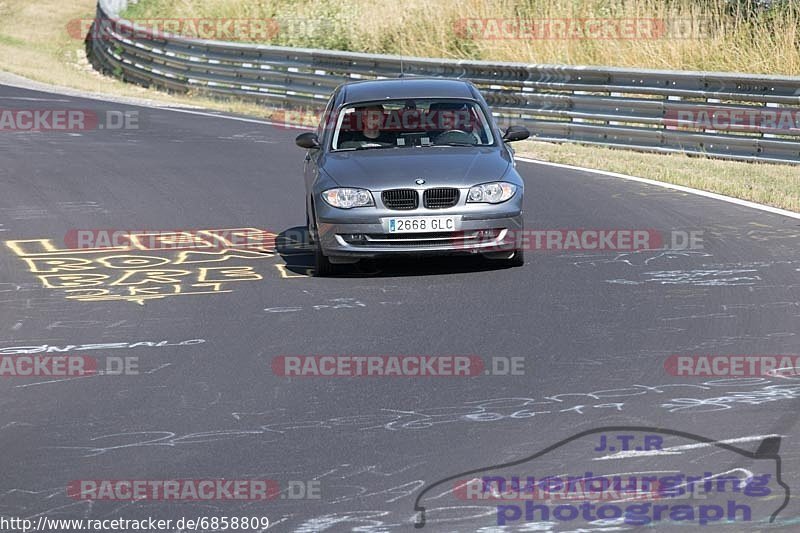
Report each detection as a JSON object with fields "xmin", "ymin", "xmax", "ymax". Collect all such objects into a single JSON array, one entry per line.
[{"xmin": 320, "ymin": 147, "xmax": 512, "ymax": 189}]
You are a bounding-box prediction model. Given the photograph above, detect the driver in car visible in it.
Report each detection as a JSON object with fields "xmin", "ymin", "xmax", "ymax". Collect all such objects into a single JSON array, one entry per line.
[{"xmin": 340, "ymin": 105, "xmax": 396, "ymax": 147}]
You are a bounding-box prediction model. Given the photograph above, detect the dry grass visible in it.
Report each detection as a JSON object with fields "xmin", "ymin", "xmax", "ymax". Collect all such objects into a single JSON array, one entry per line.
[
  {"xmin": 0, "ymin": 0, "xmax": 103, "ymax": 90},
  {"xmin": 516, "ymin": 141, "xmax": 800, "ymax": 212},
  {"xmin": 124, "ymin": 0, "xmax": 800, "ymax": 75}
]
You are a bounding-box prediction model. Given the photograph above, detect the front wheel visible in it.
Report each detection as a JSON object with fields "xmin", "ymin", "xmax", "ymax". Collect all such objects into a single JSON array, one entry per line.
[
  {"xmin": 313, "ymin": 237, "xmax": 336, "ymax": 277},
  {"xmin": 507, "ymin": 248, "xmax": 524, "ymax": 267},
  {"xmin": 483, "ymin": 249, "xmax": 524, "ymax": 267},
  {"xmin": 306, "ymin": 202, "xmax": 315, "ymax": 245}
]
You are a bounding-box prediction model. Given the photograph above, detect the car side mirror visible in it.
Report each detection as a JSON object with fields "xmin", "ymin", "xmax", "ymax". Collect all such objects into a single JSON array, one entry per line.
[
  {"xmin": 502, "ymin": 125, "xmax": 530, "ymax": 143},
  {"xmin": 295, "ymin": 132, "xmax": 320, "ymax": 149}
]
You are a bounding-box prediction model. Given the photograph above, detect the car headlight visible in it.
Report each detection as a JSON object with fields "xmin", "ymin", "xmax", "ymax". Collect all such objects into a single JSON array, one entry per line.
[
  {"xmin": 466, "ymin": 182, "xmax": 517, "ymax": 204},
  {"xmin": 322, "ymin": 188, "xmax": 375, "ymax": 209}
]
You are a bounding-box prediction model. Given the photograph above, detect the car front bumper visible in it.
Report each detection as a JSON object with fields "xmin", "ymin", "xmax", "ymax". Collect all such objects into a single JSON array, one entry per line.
[{"xmin": 316, "ymin": 203, "xmax": 524, "ymax": 259}]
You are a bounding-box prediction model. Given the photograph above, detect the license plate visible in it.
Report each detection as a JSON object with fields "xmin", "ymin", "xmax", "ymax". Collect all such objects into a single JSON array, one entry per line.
[{"xmin": 385, "ymin": 216, "xmax": 458, "ymax": 233}]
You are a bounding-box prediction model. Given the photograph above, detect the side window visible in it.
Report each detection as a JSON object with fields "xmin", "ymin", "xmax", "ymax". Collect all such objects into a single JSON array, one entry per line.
[{"xmin": 317, "ymin": 94, "xmax": 336, "ymax": 142}]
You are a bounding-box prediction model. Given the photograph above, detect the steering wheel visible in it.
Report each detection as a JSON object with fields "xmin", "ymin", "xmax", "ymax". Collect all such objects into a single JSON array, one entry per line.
[{"xmin": 434, "ymin": 129, "xmax": 480, "ymax": 145}]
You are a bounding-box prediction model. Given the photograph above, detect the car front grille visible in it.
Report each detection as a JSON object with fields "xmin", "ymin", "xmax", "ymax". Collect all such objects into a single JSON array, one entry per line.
[
  {"xmin": 423, "ymin": 188, "xmax": 459, "ymax": 209},
  {"xmin": 382, "ymin": 189, "xmax": 418, "ymax": 210}
]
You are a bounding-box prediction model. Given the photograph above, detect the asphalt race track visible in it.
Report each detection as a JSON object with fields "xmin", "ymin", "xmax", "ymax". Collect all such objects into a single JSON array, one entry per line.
[{"xmin": 0, "ymin": 82, "xmax": 799, "ymax": 532}]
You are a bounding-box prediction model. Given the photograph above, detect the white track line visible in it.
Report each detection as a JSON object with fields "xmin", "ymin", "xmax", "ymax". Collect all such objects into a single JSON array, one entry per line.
[
  {"xmin": 516, "ymin": 157, "xmax": 800, "ymax": 220},
  {"xmin": 163, "ymin": 107, "xmax": 287, "ymax": 127}
]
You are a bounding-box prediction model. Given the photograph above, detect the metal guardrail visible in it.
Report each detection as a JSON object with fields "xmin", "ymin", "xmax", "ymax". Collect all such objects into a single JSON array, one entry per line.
[{"xmin": 90, "ymin": 0, "xmax": 800, "ymax": 164}]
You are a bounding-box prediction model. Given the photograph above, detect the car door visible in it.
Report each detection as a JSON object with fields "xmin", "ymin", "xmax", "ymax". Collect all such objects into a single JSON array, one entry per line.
[
  {"xmin": 304, "ymin": 94, "xmax": 336, "ymax": 190},
  {"xmin": 303, "ymin": 94, "xmax": 336, "ymax": 222}
]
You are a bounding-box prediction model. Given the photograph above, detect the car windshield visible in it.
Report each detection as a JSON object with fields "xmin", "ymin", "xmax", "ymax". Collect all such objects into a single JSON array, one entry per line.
[{"xmin": 330, "ymin": 99, "xmax": 495, "ymax": 151}]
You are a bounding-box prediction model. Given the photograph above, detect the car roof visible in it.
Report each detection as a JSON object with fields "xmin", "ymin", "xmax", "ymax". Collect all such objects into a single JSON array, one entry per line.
[{"xmin": 339, "ymin": 78, "xmax": 477, "ymax": 103}]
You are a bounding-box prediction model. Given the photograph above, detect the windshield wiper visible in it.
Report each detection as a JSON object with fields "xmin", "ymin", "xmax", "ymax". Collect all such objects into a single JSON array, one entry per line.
[
  {"xmin": 356, "ymin": 144, "xmax": 394, "ymax": 150},
  {"xmin": 431, "ymin": 141, "xmax": 477, "ymax": 147},
  {"xmin": 335, "ymin": 145, "xmax": 393, "ymax": 152}
]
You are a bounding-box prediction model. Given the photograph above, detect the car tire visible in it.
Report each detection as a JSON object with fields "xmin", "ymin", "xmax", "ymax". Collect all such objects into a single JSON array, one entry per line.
[
  {"xmin": 313, "ymin": 239, "xmax": 337, "ymax": 277},
  {"xmin": 306, "ymin": 201, "xmax": 315, "ymax": 245},
  {"xmin": 309, "ymin": 201, "xmax": 336, "ymax": 276},
  {"xmin": 507, "ymin": 248, "xmax": 524, "ymax": 267},
  {"xmin": 483, "ymin": 248, "xmax": 524, "ymax": 267}
]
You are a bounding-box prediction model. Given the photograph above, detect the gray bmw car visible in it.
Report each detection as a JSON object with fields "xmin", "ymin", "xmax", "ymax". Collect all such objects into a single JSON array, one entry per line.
[{"xmin": 296, "ymin": 78, "xmax": 530, "ymax": 276}]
